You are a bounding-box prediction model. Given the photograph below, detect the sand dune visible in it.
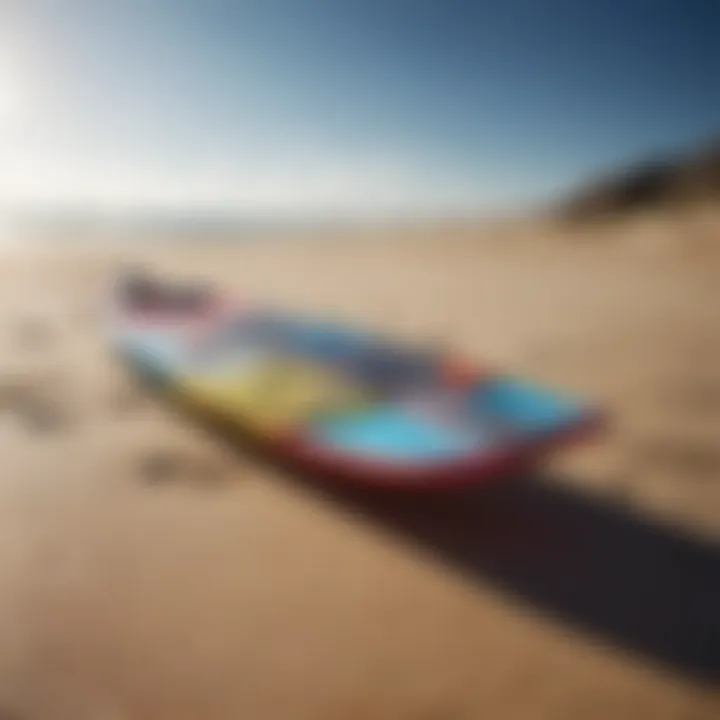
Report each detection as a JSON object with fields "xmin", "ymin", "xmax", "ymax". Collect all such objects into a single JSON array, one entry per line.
[{"xmin": 0, "ymin": 211, "xmax": 717, "ymax": 718}]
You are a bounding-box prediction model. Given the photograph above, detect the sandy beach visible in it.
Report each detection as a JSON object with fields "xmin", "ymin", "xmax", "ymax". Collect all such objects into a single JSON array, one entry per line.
[{"xmin": 0, "ymin": 211, "xmax": 717, "ymax": 718}]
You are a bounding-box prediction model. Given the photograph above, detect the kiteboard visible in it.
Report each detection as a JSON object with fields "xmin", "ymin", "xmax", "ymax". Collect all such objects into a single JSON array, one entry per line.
[{"xmin": 110, "ymin": 271, "xmax": 603, "ymax": 488}]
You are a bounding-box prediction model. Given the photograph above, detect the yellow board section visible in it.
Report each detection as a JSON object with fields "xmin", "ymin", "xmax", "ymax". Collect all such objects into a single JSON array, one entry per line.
[{"xmin": 179, "ymin": 357, "xmax": 367, "ymax": 436}]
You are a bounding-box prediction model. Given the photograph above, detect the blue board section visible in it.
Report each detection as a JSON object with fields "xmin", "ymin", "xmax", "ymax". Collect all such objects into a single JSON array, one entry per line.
[
  {"xmin": 468, "ymin": 377, "xmax": 586, "ymax": 435},
  {"xmin": 291, "ymin": 322, "xmax": 373, "ymax": 363},
  {"xmin": 312, "ymin": 407, "xmax": 478, "ymax": 463}
]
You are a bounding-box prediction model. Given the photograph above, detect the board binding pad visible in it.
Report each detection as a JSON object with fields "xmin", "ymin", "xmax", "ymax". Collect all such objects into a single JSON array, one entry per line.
[{"xmin": 112, "ymin": 273, "xmax": 603, "ymax": 488}]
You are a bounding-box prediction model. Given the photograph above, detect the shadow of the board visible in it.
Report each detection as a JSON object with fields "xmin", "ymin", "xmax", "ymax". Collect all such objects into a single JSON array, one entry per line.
[
  {"xmin": 324, "ymin": 477, "xmax": 720, "ymax": 685},
  {"xmin": 141, "ymin": 369, "xmax": 720, "ymax": 685}
]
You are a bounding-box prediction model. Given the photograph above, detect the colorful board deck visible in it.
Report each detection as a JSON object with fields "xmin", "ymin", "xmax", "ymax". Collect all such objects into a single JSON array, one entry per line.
[{"xmin": 111, "ymin": 275, "xmax": 603, "ymax": 488}]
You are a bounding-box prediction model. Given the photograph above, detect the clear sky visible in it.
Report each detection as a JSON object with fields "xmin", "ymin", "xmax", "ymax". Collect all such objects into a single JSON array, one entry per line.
[{"xmin": 1, "ymin": 0, "xmax": 719, "ymax": 218}]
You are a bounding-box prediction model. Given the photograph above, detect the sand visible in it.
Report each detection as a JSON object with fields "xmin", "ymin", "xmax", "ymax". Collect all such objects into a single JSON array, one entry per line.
[{"xmin": 0, "ymin": 210, "xmax": 717, "ymax": 718}]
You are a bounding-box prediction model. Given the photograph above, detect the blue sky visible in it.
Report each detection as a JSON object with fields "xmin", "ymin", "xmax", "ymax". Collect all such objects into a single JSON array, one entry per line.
[{"xmin": 1, "ymin": 0, "xmax": 719, "ymax": 218}]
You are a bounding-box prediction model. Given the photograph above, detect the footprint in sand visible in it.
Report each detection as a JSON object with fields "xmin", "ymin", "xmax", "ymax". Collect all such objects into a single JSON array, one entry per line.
[
  {"xmin": 138, "ymin": 450, "xmax": 229, "ymax": 488},
  {"xmin": 0, "ymin": 378, "xmax": 33, "ymax": 410},
  {"xmin": 13, "ymin": 317, "xmax": 55, "ymax": 351},
  {"xmin": 108, "ymin": 380, "xmax": 148, "ymax": 415},
  {"xmin": 15, "ymin": 392, "xmax": 74, "ymax": 433},
  {"xmin": 139, "ymin": 451, "xmax": 182, "ymax": 484},
  {"xmin": 630, "ymin": 437, "xmax": 720, "ymax": 482},
  {"xmin": 0, "ymin": 374, "xmax": 75, "ymax": 433},
  {"xmin": 662, "ymin": 377, "xmax": 720, "ymax": 418}
]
